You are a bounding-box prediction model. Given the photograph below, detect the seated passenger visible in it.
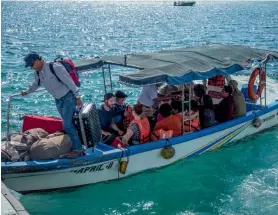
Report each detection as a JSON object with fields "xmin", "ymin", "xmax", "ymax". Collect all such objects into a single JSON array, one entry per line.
[
  {"xmin": 98, "ymin": 93, "xmax": 124, "ymax": 137},
  {"xmin": 216, "ymin": 86, "xmax": 235, "ymax": 123},
  {"xmin": 158, "ymin": 84, "xmax": 179, "ymax": 104},
  {"xmin": 122, "ymin": 104, "xmax": 151, "ymax": 145},
  {"xmin": 193, "ymin": 84, "xmax": 206, "ymax": 104},
  {"xmin": 154, "ymin": 101, "xmax": 183, "ymax": 136},
  {"xmin": 199, "ymin": 95, "xmax": 218, "ymax": 128},
  {"xmin": 172, "ymin": 83, "xmax": 194, "ymax": 101},
  {"xmin": 112, "ymin": 90, "xmax": 128, "ymax": 131},
  {"xmin": 157, "ymin": 103, "xmax": 172, "ymax": 122},
  {"xmin": 228, "ymin": 80, "xmax": 246, "ymax": 118},
  {"xmin": 184, "ymin": 100, "xmax": 201, "ymax": 132}
]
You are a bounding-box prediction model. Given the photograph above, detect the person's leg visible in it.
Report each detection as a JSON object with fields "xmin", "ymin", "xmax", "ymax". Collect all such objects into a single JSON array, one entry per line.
[
  {"xmin": 55, "ymin": 98, "xmax": 63, "ymax": 118},
  {"xmin": 60, "ymin": 92, "xmax": 83, "ymax": 153}
]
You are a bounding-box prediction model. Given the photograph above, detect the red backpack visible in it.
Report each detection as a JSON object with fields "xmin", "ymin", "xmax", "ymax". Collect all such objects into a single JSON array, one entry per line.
[
  {"xmin": 37, "ymin": 58, "xmax": 80, "ymax": 87},
  {"xmin": 50, "ymin": 58, "xmax": 80, "ymax": 87}
]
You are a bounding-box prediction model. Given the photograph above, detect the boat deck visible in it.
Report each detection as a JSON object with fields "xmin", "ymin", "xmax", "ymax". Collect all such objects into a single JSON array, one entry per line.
[{"xmin": 1, "ymin": 181, "xmax": 30, "ymax": 215}]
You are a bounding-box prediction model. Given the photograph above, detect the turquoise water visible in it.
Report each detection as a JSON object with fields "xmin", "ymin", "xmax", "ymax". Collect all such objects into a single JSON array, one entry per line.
[{"xmin": 2, "ymin": 1, "xmax": 278, "ymax": 214}]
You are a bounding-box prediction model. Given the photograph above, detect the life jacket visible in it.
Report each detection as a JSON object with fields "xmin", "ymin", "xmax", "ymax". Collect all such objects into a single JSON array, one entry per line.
[
  {"xmin": 129, "ymin": 117, "xmax": 150, "ymax": 144},
  {"xmin": 184, "ymin": 110, "xmax": 201, "ymax": 132},
  {"xmin": 151, "ymin": 129, "xmax": 173, "ymax": 141},
  {"xmin": 123, "ymin": 105, "xmax": 134, "ymax": 131},
  {"xmin": 208, "ymin": 75, "xmax": 225, "ymax": 87}
]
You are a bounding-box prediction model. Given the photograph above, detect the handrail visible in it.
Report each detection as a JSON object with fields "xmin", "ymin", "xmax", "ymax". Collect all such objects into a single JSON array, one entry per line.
[{"xmin": 5, "ymin": 89, "xmax": 47, "ymax": 145}]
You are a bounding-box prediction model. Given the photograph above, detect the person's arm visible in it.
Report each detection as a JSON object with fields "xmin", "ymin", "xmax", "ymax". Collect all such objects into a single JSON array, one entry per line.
[
  {"xmin": 23, "ymin": 72, "xmax": 40, "ymax": 95},
  {"xmin": 53, "ymin": 63, "xmax": 80, "ymax": 98},
  {"xmin": 101, "ymin": 129, "xmax": 111, "ymax": 135},
  {"xmin": 110, "ymin": 120, "xmax": 123, "ymax": 135},
  {"xmin": 154, "ymin": 96, "xmax": 173, "ymax": 102},
  {"xmin": 122, "ymin": 128, "xmax": 134, "ymax": 144}
]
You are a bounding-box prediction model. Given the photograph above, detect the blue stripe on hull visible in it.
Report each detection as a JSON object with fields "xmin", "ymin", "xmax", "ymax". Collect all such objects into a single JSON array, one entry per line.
[{"xmin": 2, "ymin": 101, "xmax": 278, "ymax": 174}]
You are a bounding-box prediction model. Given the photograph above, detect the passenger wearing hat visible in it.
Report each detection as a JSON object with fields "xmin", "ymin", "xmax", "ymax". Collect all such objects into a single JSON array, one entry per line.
[
  {"xmin": 158, "ymin": 85, "xmax": 179, "ymax": 97},
  {"xmin": 98, "ymin": 93, "xmax": 124, "ymax": 137},
  {"xmin": 112, "ymin": 90, "xmax": 128, "ymax": 131},
  {"xmin": 228, "ymin": 80, "xmax": 246, "ymax": 118},
  {"xmin": 21, "ymin": 52, "xmax": 83, "ymax": 158}
]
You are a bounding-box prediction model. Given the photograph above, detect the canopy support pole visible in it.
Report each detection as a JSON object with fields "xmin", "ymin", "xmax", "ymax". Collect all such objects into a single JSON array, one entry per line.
[
  {"xmin": 102, "ymin": 64, "xmax": 113, "ymax": 93},
  {"xmin": 182, "ymin": 84, "xmax": 192, "ymax": 134},
  {"xmin": 259, "ymin": 62, "xmax": 267, "ymax": 107}
]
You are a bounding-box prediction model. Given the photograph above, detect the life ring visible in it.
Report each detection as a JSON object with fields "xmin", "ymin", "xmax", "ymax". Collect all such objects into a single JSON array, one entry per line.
[{"xmin": 248, "ymin": 67, "xmax": 266, "ymax": 101}]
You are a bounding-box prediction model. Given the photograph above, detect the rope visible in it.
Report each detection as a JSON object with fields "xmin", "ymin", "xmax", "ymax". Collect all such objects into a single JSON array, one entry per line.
[{"xmin": 164, "ymin": 138, "xmax": 172, "ymax": 148}]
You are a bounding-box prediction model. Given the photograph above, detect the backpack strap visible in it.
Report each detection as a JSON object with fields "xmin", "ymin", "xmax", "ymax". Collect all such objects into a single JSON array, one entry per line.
[
  {"xmin": 49, "ymin": 62, "xmax": 61, "ymax": 83},
  {"xmin": 36, "ymin": 71, "xmax": 40, "ymax": 86}
]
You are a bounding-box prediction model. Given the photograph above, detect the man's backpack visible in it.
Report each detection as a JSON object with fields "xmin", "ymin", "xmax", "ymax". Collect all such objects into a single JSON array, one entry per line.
[{"xmin": 37, "ymin": 58, "xmax": 80, "ymax": 87}]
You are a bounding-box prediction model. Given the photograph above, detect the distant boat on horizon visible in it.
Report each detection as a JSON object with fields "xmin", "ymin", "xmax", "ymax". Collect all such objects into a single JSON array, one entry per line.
[{"xmin": 174, "ymin": 1, "xmax": 196, "ymax": 6}]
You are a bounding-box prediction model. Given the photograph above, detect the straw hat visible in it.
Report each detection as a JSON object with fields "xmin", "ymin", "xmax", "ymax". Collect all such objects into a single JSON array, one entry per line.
[{"xmin": 158, "ymin": 85, "xmax": 179, "ymax": 96}]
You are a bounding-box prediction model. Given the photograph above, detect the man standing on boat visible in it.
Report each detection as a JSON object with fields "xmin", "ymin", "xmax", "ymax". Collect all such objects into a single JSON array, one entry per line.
[{"xmin": 21, "ymin": 52, "xmax": 83, "ymax": 158}]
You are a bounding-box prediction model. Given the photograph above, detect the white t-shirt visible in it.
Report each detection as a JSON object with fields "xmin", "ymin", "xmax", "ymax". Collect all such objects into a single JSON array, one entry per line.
[{"xmin": 137, "ymin": 85, "xmax": 158, "ymax": 107}]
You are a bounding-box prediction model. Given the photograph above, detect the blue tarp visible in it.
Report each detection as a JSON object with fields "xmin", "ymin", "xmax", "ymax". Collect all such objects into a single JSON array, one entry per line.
[{"xmin": 100, "ymin": 44, "xmax": 278, "ymax": 85}]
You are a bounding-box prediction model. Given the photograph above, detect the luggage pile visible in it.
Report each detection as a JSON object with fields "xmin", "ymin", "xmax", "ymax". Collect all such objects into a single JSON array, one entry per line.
[
  {"xmin": 1, "ymin": 128, "xmax": 72, "ymax": 162},
  {"xmin": 1, "ymin": 103, "xmax": 102, "ymax": 162}
]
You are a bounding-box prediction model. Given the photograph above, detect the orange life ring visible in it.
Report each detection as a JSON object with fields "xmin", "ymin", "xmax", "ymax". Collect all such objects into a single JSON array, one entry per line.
[{"xmin": 248, "ymin": 67, "xmax": 266, "ymax": 101}]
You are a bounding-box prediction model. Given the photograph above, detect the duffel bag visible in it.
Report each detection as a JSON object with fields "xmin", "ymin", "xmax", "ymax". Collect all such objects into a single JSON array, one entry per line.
[
  {"xmin": 11, "ymin": 128, "xmax": 48, "ymax": 150},
  {"xmin": 1, "ymin": 143, "xmax": 30, "ymax": 162},
  {"xmin": 30, "ymin": 132, "xmax": 72, "ymax": 160}
]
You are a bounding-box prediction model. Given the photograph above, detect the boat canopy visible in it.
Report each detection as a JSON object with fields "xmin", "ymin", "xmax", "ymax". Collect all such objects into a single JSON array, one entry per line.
[
  {"xmin": 74, "ymin": 58, "xmax": 104, "ymax": 72},
  {"xmin": 74, "ymin": 44, "xmax": 278, "ymax": 86}
]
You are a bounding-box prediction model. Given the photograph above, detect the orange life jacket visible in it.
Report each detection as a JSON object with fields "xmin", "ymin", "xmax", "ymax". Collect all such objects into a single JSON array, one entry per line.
[
  {"xmin": 151, "ymin": 129, "xmax": 173, "ymax": 141},
  {"xmin": 208, "ymin": 75, "xmax": 225, "ymax": 87},
  {"xmin": 130, "ymin": 117, "xmax": 150, "ymax": 144},
  {"xmin": 123, "ymin": 105, "xmax": 134, "ymax": 131},
  {"xmin": 184, "ymin": 110, "xmax": 201, "ymax": 132}
]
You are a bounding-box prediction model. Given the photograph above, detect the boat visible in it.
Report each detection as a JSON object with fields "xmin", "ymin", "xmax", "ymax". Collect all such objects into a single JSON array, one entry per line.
[
  {"xmin": 174, "ymin": 1, "xmax": 196, "ymax": 6},
  {"xmin": 2, "ymin": 44, "xmax": 278, "ymax": 194}
]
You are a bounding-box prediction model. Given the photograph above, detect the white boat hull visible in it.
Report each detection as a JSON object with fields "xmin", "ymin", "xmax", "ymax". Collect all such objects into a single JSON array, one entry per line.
[{"xmin": 2, "ymin": 107, "xmax": 278, "ymax": 193}]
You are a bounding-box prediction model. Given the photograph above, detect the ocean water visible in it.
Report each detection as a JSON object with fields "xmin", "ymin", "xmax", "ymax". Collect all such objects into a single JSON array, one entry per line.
[{"xmin": 1, "ymin": 1, "xmax": 278, "ymax": 215}]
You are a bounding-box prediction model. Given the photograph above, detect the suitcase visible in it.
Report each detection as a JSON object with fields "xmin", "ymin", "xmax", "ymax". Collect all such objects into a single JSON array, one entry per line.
[
  {"xmin": 73, "ymin": 103, "xmax": 101, "ymax": 148},
  {"xmin": 22, "ymin": 115, "xmax": 63, "ymax": 134}
]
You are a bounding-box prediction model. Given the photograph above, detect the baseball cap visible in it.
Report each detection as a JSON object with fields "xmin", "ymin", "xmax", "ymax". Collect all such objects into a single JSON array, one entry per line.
[
  {"xmin": 115, "ymin": 90, "xmax": 128, "ymax": 98},
  {"xmin": 24, "ymin": 52, "xmax": 41, "ymax": 68}
]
